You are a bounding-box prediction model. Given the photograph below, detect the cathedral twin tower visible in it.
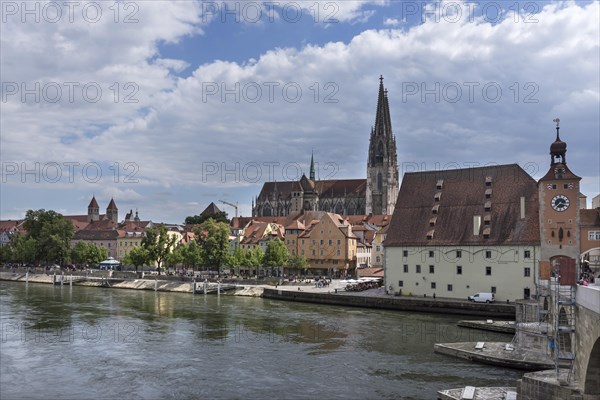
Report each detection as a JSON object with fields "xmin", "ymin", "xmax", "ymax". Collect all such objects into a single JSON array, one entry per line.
[{"xmin": 253, "ymin": 76, "xmax": 399, "ymax": 217}]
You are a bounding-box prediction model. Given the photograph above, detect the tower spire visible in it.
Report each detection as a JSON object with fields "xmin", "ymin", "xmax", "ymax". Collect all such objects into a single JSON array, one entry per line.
[
  {"xmin": 310, "ymin": 149, "xmax": 315, "ymax": 181},
  {"xmin": 367, "ymin": 75, "xmax": 399, "ymax": 215}
]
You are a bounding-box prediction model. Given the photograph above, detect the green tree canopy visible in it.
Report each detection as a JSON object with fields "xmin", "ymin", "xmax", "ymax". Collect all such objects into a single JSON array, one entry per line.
[
  {"xmin": 185, "ymin": 211, "xmax": 229, "ymax": 226},
  {"xmin": 122, "ymin": 246, "xmax": 150, "ymax": 272},
  {"xmin": 180, "ymin": 240, "xmax": 203, "ymax": 271},
  {"xmin": 141, "ymin": 226, "xmax": 177, "ymax": 274},
  {"xmin": 194, "ymin": 218, "xmax": 230, "ymax": 273},
  {"xmin": 287, "ymin": 254, "xmax": 309, "ymax": 272},
  {"xmin": 9, "ymin": 234, "xmax": 37, "ymax": 265},
  {"xmin": 23, "ymin": 209, "xmax": 74, "ymax": 264},
  {"xmin": 263, "ymin": 239, "xmax": 289, "ymax": 268}
]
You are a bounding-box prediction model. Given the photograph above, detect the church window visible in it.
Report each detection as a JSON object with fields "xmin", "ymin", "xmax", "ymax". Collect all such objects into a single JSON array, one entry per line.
[
  {"xmin": 377, "ymin": 172, "xmax": 382, "ymax": 192},
  {"xmin": 263, "ymin": 204, "xmax": 272, "ymax": 217}
]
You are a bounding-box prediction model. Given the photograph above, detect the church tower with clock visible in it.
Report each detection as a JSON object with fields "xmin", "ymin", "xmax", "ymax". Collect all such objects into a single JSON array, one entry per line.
[{"xmin": 538, "ymin": 118, "xmax": 582, "ymax": 280}]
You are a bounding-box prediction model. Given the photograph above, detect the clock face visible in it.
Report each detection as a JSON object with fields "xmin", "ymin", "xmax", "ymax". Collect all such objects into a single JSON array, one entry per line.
[{"xmin": 551, "ymin": 195, "xmax": 570, "ymax": 212}]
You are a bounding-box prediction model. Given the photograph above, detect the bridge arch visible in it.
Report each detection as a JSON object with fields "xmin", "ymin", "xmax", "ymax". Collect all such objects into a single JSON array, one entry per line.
[{"xmin": 584, "ymin": 337, "xmax": 600, "ymax": 394}]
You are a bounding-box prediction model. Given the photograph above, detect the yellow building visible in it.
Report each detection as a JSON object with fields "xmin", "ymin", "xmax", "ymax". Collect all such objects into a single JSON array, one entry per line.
[{"xmin": 289, "ymin": 212, "xmax": 357, "ymax": 277}]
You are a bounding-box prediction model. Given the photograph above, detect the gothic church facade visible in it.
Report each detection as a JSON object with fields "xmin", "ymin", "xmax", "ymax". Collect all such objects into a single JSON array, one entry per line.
[{"xmin": 253, "ymin": 77, "xmax": 399, "ymax": 217}]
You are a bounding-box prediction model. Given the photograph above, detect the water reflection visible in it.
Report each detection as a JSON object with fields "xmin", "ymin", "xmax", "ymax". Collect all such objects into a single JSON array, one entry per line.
[{"xmin": 1, "ymin": 281, "xmax": 521, "ymax": 400}]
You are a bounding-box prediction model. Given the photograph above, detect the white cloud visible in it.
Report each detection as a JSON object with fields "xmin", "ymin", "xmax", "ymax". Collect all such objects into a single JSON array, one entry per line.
[{"xmin": 1, "ymin": 0, "xmax": 598, "ymax": 222}]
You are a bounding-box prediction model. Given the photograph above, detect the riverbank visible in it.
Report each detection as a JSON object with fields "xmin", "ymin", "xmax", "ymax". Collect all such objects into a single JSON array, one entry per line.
[
  {"xmin": 0, "ymin": 271, "xmax": 516, "ymax": 317},
  {"xmin": 262, "ymin": 287, "xmax": 516, "ymax": 317}
]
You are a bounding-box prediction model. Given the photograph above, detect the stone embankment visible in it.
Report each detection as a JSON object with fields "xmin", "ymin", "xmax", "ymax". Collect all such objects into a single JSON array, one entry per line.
[
  {"xmin": 1, "ymin": 271, "xmax": 515, "ymax": 316},
  {"xmin": 262, "ymin": 288, "xmax": 516, "ymax": 317},
  {"xmin": 457, "ymin": 320, "xmax": 516, "ymax": 334},
  {"xmin": 433, "ymin": 342, "xmax": 554, "ymax": 371}
]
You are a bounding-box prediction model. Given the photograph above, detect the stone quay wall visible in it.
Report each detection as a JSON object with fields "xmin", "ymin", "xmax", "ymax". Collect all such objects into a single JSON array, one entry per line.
[{"xmin": 263, "ymin": 289, "xmax": 516, "ymax": 317}]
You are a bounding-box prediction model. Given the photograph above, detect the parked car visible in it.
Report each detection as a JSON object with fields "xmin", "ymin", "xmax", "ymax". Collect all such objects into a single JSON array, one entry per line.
[{"xmin": 468, "ymin": 292, "xmax": 495, "ymax": 303}]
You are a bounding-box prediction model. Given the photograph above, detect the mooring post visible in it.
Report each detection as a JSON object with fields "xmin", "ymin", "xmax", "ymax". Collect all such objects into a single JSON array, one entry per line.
[
  {"xmin": 70, "ymin": 274, "xmax": 73, "ymax": 286},
  {"xmin": 154, "ymin": 279, "xmax": 158, "ymax": 292},
  {"xmin": 203, "ymin": 279, "xmax": 207, "ymax": 295},
  {"xmin": 192, "ymin": 280, "xmax": 196, "ymax": 294},
  {"xmin": 25, "ymin": 271, "xmax": 29, "ymax": 284},
  {"xmin": 60, "ymin": 273, "xmax": 64, "ymax": 286},
  {"xmin": 218, "ymin": 281, "xmax": 221, "ymax": 297}
]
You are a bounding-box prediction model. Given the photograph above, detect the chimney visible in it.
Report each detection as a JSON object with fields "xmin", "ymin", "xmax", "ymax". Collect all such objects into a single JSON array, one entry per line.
[
  {"xmin": 473, "ymin": 215, "xmax": 481, "ymax": 236},
  {"xmin": 520, "ymin": 196, "xmax": 526, "ymax": 220}
]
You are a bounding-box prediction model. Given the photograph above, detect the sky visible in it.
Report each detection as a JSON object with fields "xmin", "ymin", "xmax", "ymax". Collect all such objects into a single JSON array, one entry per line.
[{"xmin": 1, "ymin": 0, "xmax": 599, "ymax": 224}]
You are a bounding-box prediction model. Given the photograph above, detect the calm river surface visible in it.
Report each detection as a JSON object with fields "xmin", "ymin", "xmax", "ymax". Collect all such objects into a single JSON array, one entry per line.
[{"xmin": 0, "ymin": 281, "xmax": 522, "ymax": 399}]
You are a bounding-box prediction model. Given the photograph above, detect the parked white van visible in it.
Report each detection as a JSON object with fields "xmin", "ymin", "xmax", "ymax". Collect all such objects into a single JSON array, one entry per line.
[{"xmin": 468, "ymin": 292, "xmax": 495, "ymax": 303}]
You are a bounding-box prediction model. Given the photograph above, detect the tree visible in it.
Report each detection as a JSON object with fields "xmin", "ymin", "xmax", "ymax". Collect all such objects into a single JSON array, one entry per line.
[
  {"xmin": 263, "ymin": 239, "xmax": 289, "ymax": 277},
  {"xmin": 122, "ymin": 246, "xmax": 149, "ymax": 272},
  {"xmin": 10, "ymin": 234, "xmax": 37, "ymax": 266},
  {"xmin": 227, "ymin": 247, "xmax": 244, "ymax": 275},
  {"xmin": 180, "ymin": 240, "xmax": 203, "ymax": 271},
  {"xmin": 185, "ymin": 211, "xmax": 229, "ymax": 225},
  {"xmin": 242, "ymin": 247, "xmax": 264, "ymax": 277},
  {"xmin": 70, "ymin": 241, "xmax": 88, "ymax": 266},
  {"xmin": 141, "ymin": 226, "xmax": 177, "ymax": 275},
  {"xmin": 0, "ymin": 244, "xmax": 12, "ymax": 264},
  {"xmin": 287, "ymin": 254, "xmax": 309, "ymax": 275},
  {"xmin": 85, "ymin": 244, "xmax": 107, "ymax": 266},
  {"xmin": 195, "ymin": 218, "xmax": 230, "ymax": 274},
  {"xmin": 166, "ymin": 246, "xmax": 184, "ymax": 270},
  {"xmin": 23, "ymin": 209, "xmax": 74, "ymax": 264}
]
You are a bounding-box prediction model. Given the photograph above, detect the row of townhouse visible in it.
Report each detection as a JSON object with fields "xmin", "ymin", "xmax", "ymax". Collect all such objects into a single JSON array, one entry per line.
[{"xmin": 229, "ymin": 211, "xmax": 391, "ymax": 277}]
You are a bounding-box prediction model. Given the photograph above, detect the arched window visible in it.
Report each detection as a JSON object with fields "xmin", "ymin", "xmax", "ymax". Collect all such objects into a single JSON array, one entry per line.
[
  {"xmin": 263, "ymin": 204, "xmax": 272, "ymax": 217},
  {"xmin": 377, "ymin": 172, "xmax": 383, "ymax": 192}
]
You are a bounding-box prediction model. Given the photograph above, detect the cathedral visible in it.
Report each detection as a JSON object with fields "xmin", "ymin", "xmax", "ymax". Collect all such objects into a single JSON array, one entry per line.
[{"xmin": 252, "ymin": 76, "xmax": 399, "ymax": 217}]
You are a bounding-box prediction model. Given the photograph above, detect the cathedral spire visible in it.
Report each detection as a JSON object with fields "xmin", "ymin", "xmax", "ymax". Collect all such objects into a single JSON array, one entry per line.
[
  {"xmin": 310, "ymin": 150, "xmax": 315, "ymax": 181},
  {"xmin": 366, "ymin": 75, "xmax": 399, "ymax": 215},
  {"xmin": 374, "ymin": 75, "xmax": 392, "ymax": 137}
]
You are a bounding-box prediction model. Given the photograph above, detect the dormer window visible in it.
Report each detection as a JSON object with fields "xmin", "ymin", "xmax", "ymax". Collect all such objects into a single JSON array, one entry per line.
[
  {"xmin": 484, "ymin": 200, "xmax": 491, "ymax": 212},
  {"xmin": 427, "ymin": 229, "xmax": 434, "ymax": 240},
  {"xmin": 485, "ymin": 188, "xmax": 492, "ymax": 199},
  {"xmin": 429, "ymin": 217, "xmax": 437, "ymax": 227},
  {"xmin": 432, "ymin": 204, "xmax": 439, "ymax": 215},
  {"xmin": 434, "ymin": 192, "xmax": 442, "ymax": 202},
  {"xmin": 436, "ymin": 180, "xmax": 444, "ymax": 190},
  {"xmin": 484, "ymin": 214, "xmax": 491, "ymax": 226},
  {"xmin": 483, "ymin": 227, "xmax": 491, "ymax": 238},
  {"xmin": 485, "ymin": 176, "xmax": 492, "ymax": 186}
]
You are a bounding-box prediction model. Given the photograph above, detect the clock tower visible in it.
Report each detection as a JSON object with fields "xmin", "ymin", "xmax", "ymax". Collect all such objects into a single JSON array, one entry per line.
[{"xmin": 538, "ymin": 118, "xmax": 581, "ymax": 280}]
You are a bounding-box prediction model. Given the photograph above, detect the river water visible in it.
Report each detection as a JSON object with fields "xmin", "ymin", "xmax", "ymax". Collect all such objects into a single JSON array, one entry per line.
[{"xmin": 0, "ymin": 281, "xmax": 522, "ymax": 399}]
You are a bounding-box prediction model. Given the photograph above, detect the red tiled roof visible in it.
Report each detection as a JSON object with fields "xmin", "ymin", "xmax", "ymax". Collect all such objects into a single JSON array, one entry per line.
[
  {"xmin": 107, "ymin": 198, "xmax": 118, "ymax": 210},
  {"xmin": 88, "ymin": 196, "xmax": 99, "ymax": 208}
]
